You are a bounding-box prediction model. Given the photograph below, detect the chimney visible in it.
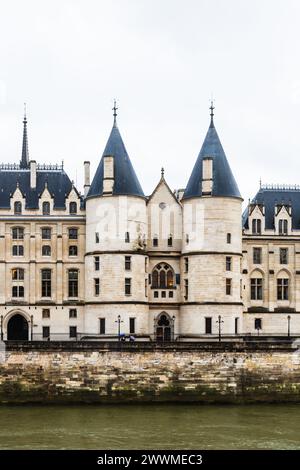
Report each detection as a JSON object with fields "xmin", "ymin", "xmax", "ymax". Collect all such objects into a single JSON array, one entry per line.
[
  {"xmin": 201, "ymin": 157, "xmax": 213, "ymax": 195},
  {"xmin": 103, "ymin": 155, "xmax": 114, "ymax": 194},
  {"xmin": 30, "ymin": 160, "xmax": 37, "ymax": 189},
  {"xmin": 84, "ymin": 161, "xmax": 90, "ymax": 197}
]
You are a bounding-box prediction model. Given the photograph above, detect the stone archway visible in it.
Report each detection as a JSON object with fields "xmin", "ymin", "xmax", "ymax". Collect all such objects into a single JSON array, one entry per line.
[{"xmin": 7, "ymin": 314, "xmax": 29, "ymax": 340}]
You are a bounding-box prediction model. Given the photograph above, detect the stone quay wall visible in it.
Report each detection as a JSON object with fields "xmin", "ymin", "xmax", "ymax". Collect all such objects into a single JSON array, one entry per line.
[{"xmin": 1, "ymin": 341, "xmax": 300, "ymax": 404}]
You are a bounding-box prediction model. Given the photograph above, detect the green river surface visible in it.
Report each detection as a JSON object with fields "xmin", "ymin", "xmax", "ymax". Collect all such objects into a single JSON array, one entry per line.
[{"xmin": 0, "ymin": 404, "xmax": 299, "ymax": 450}]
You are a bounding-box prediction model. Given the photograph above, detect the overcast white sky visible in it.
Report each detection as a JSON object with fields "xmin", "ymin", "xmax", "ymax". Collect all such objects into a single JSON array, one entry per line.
[{"xmin": 0, "ymin": 0, "xmax": 300, "ymax": 205}]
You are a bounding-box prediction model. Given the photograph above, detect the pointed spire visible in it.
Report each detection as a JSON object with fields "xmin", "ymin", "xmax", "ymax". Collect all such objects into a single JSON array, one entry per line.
[
  {"xmin": 209, "ymin": 99, "xmax": 215, "ymax": 128},
  {"xmin": 112, "ymin": 99, "xmax": 118, "ymax": 127},
  {"xmin": 20, "ymin": 103, "xmax": 29, "ymax": 169},
  {"xmin": 161, "ymin": 167, "xmax": 165, "ymax": 179}
]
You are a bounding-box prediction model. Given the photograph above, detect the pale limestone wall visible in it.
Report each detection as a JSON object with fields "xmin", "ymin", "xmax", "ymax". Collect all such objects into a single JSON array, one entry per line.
[
  {"xmin": 180, "ymin": 305, "xmax": 243, "ymax": 335},
  {"xmin": 1, "ymin": 348, "xmax": 300, "ymax": 403},
  {"xmin": 243, "ymin": 312, "xmax": 300, "ymax": 335}
]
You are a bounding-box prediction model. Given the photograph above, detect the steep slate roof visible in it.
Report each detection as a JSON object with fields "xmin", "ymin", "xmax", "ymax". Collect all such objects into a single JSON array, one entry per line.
[
  {"xmin": 243, "ymin": 187, "xmax": 300, "ymax": 230},
  {"xmin": 183, "ymin": 113, "xmax": 241, "ymax": 200},
  {"xmin": 0, "ymin": 169, "xmax": 74, "ymax": 209},
  {"xmin": 87, "ymin": 121, "xmax": 144, "ymax": 199}
]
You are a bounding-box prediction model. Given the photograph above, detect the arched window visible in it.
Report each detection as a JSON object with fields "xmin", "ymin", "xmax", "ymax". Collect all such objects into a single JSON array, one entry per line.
[
  {"xmin": 42, "ymin": 201, "xmax": 50, "ymax": 215},
  {"xmin": 70, "ymin": 202, "xmax": 77, "ymax": 214},
  {"xmin": 277, "ymin": 271, "xmax": 290, "ymax": 300},
  {"xmin": 42, "ymin": 245, "xmax": 51, "ymax": 256},
  {"xmin": 250, "ymin": 270, "xmax": 263, "ymax": 300},
  {"xmin": 152, "ymin": 264, "xmax": 174, "ymax": 289},
  {"xmin": 14, "ymin": 201, "xmax": 22, "ymax": 215}
]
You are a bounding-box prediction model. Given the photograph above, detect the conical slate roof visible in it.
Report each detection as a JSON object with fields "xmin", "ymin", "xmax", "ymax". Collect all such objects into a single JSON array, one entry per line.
[
  {"xmin": 87, "ymin": 122, "xmax": 144, "ymax": 199},
  {"xmin": 183, "ymin": 115, "xmax": 241, "ymax": 199}
]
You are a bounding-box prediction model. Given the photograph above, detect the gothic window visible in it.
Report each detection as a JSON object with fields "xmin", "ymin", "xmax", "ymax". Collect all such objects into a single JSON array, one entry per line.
[
  {"xmin": 277, "ymin": 277, "xmax": 289, "ymax": 300},
  {"xmin": 68, "ymin": 269, "xmax": 78, "ymax": 297},
  {"xmin": 14, "ymin": 201, "xmax": 22, "ymax": 215},
  {"xmin": 69, "ymin": 202, "xmax": 77, "ymax": 214},
  {"xmin": 252, "ymin": 219, "xmax": 261, "ymax": 235},
  {"xmin": 251, "ymin": 278, "xmax": 263, "ymax": 300},
  {"xmin": 42, "ymin": 201, "xmax": 50, "ymax": 215},
  {"xmin": 151, "ymin": 264, "xmax": 174, "ymax": 289}
]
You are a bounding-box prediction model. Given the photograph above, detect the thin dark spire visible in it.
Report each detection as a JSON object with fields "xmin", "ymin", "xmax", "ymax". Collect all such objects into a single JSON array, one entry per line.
[
  {"xmin": 209, "ymin": 99, "xmax": 215, "ymax": 128},
  {"xmin": 161, "ymin": 167, "xmax": 164, "ymax": 178},
  {"xmin": 20, "ymin": 103, "xmax": 29, "ymax": 168},
  {"xmin": 112, "ymin": 99, "xmax": 118, "ymax": 127}
]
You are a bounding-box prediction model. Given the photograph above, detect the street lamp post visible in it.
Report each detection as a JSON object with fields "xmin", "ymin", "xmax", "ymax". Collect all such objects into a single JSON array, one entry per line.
[
  {"xmin": 287, "ymin": 315, "xmax": 291, "ymax": 338},
  {"xmin": 172, "ymin": 315, "xmax": 175, "ymax": 341},
  {"xmin": 216, "ymin": 315, "xmax": 224, "ymax": 342},
  {"xmin": 115, "ymin": 315, "xmax": 124, "ymax": 342}
]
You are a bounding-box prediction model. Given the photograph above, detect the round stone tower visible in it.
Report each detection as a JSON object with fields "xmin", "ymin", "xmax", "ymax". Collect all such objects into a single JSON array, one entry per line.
[
  {"xmin": 180, "ymin": 104, "xmax": 243, "ymax": 337},
  {"xmin": 85, "ymin": 107, "xmax": 148, "ymax": 338}
]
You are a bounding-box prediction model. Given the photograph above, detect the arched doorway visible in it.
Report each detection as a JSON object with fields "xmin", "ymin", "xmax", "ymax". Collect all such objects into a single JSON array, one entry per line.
[
  {"xmin": 7, "ymin": 314, "xmax": 29, "ymax": 340},
  {"xmin": 155, "ymin": 313, "xmax": 173, "ymax": 342}
]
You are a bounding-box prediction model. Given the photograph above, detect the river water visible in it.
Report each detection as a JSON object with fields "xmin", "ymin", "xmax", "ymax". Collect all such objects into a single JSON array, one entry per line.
[{"xmin": 0, "ymin": 404, "xmax": 299, "ymax": 450}]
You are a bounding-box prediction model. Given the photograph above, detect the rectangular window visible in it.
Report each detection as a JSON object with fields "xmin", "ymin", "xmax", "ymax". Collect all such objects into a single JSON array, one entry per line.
[
  {"xmin": 12, "ymin": 285, "xmax": 24, "ymax": 297},
  {"xmin": 69, "ymin": 245, "xmax": 78, "ymax": 256},
  {"xmin": 125, "ymin": 278, "xmax": 131, "ymax": 295},
  {"xmin": 169, "ymin": 291, "xmax": 173, "ymax": 298},
  {"xmin": 167, "ymin": 235, "xmax": 173, "ymax": 247},
  {"xmin": 94, "ymin": 278, "xmax": 100, "ymax": 296},
  {"xmin": 145, "ymin": 279, "xmax": 148, "ymax": 297},
  {"xmin": 280, "ymin": 248, "xmax": 288, "ymax": 264},
  {"xmin": 251, "ymin": 278, "xmax": 263, "ymax": 300},
  {"xmin": 277, "ymin": 278, "xmax": 289, "ymax": 300},
  {"xmin": 226, "ymin": 256, "xmax": 232, "ymax": 271},
  {"xmin": 12, "ymin": 245, "xmax": 24, "ymax": 256},
  {"xmin": 184, "ymin": 279, "xmax": 188, "ymax": 300},
  {"xmin": 227, "ymin": 233, "xmax": 231, "ymax": 244},
  {"xmin": 254, "ymin": 318, "xmax": 262, "ymax": 331},
  {"xmin": 226, "ymin": 278, "xmax": 232, "ymax": 295},
  {"xmin": 12, "ymin": 227, "xmax": 24, "ymax": 239},
  {"xmin": 154, "ymin": 291, "xmax": 159, "ymax": 298},
  {"xmin": 41, "ymin": 228, "xmax": 51, "ymax": 240},
  {"xmin": 129, "ymin": 317, "xmax": 135, "ymax": 334},
  {"xmin": 125, "ymin": 231, "xmax": 130, "ymax": 243},
  {"xmin": 69, "ymin": 309, "xmax": 77, "ymax": 319},
  {"xmin": 252, "ymin": 219, "xmax": 262, "ymax": 235},
  {"xmin": 42, "ymin": 326, "xmax": 50, "ymax": 339},
  {"xmin": 184, "ymin": 257, "xmax": 189, "ymax": 273},
  {"xmin": 69, "ymin": 326, "xmax": 77, "ymax": 339},
  {"xmin": 235, "ymin": 317, "xmax": 239, "ymax": 335},
  {"xmin": 161, "ymin": 291, "xmax": 166, "ymax": 298},
  {"xmin": 68, "ymin": 228, "xmax": 78, "ymax": 240},
  {"xmin": 186, "ymin": 234, "xmax": 189, "ymax": 244},
  {"xmin": 94, "ymin": 256, "xmax": 100, "ymax": 271},
  {"xmin": 41, "ymin": 269, "xmax": 51, "ymax": 297},
  {"xmin": 145, "ymin": 257, "xmax": 148, "ymax": 273},
  {"xmin": 205, "ymin": 317, "xmax": 212, "ymax": 334},
  {"xmin": 100, "ymin": 318, "xmax": 106, "ymax": 335},
  {"xmin": 253, "ymin": 247, "xmax": 262, "ymax": 264},
  {"xmin": 95, "ymin": 232, "xmax": 100, "ymax": 243},
  {"xmin": 153, "ymin": 237, "xmax": 158, "ymax": 247},
  {"xmin": 125, "ymin": 256, "xmax": 131, "ymax": 271},
  {"xmin": 68, "ymin": 269, "xmax": 78, "ymax": 297},
  {"xmin": 42, "ymin": 309, "xmax": 50, "ymax": 319}
]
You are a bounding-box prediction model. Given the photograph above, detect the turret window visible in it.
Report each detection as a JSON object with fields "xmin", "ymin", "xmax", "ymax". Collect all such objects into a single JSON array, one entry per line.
[
  {"xmin": 14, "ymin": 201, "xmax": 22, "ymax": 215},
  {"xmin": 42, "ymin": 202, "xmax": 50, "ymax": 215},
  {"xmin": 69, "ymin": 202, "xmax": 77, "ymax": 214},
  {"xmin": 125, "ymin": 278, "xmax": 132, "ymax": 295},
  {"xmin": 184, "ymin": 257, "xmax": 189, "ymax": 273},
  {"xmin": 125, "ymin": 256, "xmax": 131, "ymax": 270},
  {"xmin": 226, "ymin": 256, "xmax": 232, "ymax": 271},
  {"xmin": 152, "ymin": 264, "xmax": 174, "ymax": 289},
  {"xmin": 95, "ymin": 232, "xmax": 100, "ymax": 243},
  {"xmin": 227, "ymin": 233, "xmax": 231, "ymax": 244},
  {"xmin": 252, "ymin": 219, "xmax": 261, "ymax": 235},
  {"xmin": 125, "ymin": 232, "xmax": 130, "ymax": 243},
  {"xmin": 184, "ymin": 279, "xmax": 188, "ymax": 300},
  {"xmin": 94, "ymin": 256, "xmax": 100, "ymax": 271},
  {"xmin": 153, "ymin": 235, "xmax": 158, "ymax": 247},
  {"xmin": 167, "ymin": 234, "xmax": 173, "ymax": 247},
  {"xmin": 279, "ymin": 219, "xmax": 288, "ymax": 235},
  {"xmin": 226, "ymin": 278, "xmax": 232, "ymax": 295},
  {"xmin": 94, "ymin": 278, "xmax": 100, "ymax": 296}
]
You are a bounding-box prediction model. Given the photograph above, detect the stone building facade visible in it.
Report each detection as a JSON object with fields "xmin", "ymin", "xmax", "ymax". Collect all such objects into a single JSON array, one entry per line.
[{"xmin": 0, "ymin": 105, "xmax": 299, "ymax": 341}]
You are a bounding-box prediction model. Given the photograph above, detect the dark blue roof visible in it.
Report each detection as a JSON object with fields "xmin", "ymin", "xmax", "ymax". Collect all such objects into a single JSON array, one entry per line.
[
  {"xmin": 0, "ymin": 169, "xmax": 74, "ymax": 209},
  {"xmin": 87, "ymin": 124, "xmax": 144, "ymax": 199},
  {"xmin": 183, "ymin": 118, "xmax": 241, "ymax": 200},
  {"xmin": 243, "ymin": 187, "xmax": 300, "ymax": 230}
]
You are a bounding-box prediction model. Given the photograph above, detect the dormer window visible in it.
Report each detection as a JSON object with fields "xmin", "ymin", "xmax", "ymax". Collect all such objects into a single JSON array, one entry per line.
[
  {"xmin": 279, "ymin": 219, "xmax": 288, "ymax": 235},
  {"xmin": 252, "ymin": 219, "xmax": 261, "ymax": 235},
  {"xmin": 14, "ymin": 201, "xmax": 22, "ymax": 215},
  {"xmin": 70, "ymin": 202, "xmax": 77, "ymax": 214},
  {"xmin": 42, "ymin": 201, "xmax": 50, "ymax": 215}
]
